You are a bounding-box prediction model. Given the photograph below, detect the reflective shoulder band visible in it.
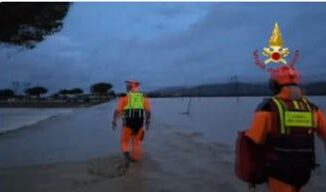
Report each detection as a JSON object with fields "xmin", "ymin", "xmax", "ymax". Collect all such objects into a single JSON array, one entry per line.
[
  {"xmin": 272, "ymin": 97, "xmax": 286, "ymax": 135},
  {"xmin": 293, "ymin": 101, "xmax": 300, "ymax": 110},
  {"xmin": 301, "ymin": 98, "xmax": 315, "ymax": 128},
  {"xmin": 127, "ymin": 93, "xmax": 131, "ymax": 109},
  {"xmin": 301, "ymin": 97, "xmax": 312, "ymax": 112}
]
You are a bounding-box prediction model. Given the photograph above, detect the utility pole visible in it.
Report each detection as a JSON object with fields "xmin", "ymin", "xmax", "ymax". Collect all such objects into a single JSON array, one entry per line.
[
  {"xmin": 180, "ymin": 97, "xmax": 192, "ymax": 115},
  {"xmin": 230, "ymin": 75, "xmax": 240, "ymax": 103},
  {"xmin": 186, "ymin": 97, "xmax": 191, "ymax": 115}
]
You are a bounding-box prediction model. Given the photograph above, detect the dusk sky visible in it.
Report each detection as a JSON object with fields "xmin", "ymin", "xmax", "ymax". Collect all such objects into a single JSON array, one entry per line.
[{"xmin": 1, "ymin": 2, "xmax": 326, "ymax": 93}]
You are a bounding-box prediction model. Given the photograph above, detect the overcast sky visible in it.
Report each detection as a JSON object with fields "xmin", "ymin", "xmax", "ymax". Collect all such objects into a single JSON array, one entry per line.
[{"xmin": 1, "ymin": 2, "xmax": 326, "ymax": 93}]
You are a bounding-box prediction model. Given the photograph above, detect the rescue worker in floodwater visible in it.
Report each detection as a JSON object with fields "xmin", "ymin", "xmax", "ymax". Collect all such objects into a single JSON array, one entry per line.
[
  {"xmin": 245, "ymin": 66, "xmax": 326, "ymax": 192},
  {"xmin": 112, "ymin": 80, "xmax": 151, "ymax": 167}
]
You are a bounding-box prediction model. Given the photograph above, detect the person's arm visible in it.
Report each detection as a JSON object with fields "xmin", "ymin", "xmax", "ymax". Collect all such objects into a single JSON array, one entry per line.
[
  {"xmin": 245, "ymin": 98, "xmax": 273, "ymax": 144},
  {"xmin": 112, "ymin": 97, "xmax": 126, "ymax": 130},
  {"xmin": 112, "ymin": 110, "xmax": 120, "ymax": 127},
  {"xmin": 316, "ymin": 109, "xmax": 326, "ymax": 151},
  {"xmin": 245, "ymin": 111, "xmax": 271, "ymax": 144},
  {"xmin": 144, "ymin": 97, "xmax": 151, "ymax": 130}
]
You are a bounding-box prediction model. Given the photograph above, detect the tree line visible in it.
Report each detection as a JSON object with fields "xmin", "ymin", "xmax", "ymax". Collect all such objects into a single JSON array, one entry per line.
[{"xmin": 0, "ymin": 82, "xmax": 114, "ymax": 100}]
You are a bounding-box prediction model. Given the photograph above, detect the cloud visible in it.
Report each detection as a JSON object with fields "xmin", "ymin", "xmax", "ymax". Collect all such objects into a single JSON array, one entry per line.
[{"xmin": 1, "ymin": 3, "xmax": 326, "ymax": 93}]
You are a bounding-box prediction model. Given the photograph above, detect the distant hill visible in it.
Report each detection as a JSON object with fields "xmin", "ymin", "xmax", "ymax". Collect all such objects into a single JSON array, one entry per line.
[
  {"xmin": 303, "ymin": 82, "xmax": 326, "ymax": 95},
  {"xmin": 147, "ymin": 82, "xmax": 326, "ymax": 97}
]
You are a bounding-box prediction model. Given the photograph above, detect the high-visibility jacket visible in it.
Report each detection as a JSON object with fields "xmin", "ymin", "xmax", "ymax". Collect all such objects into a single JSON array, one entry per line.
[
  {"xmin": 116, "ymin": 92, "xmax": 150, "ymax": 133},
  {"xmin": 245, "ymin": 87, "xmax": 326, "ymax": 190},
  {"xmin": 123, "ymin": 92, "xmax": 145, "ymax": 119},
  {"xmin": 263, "ymin": 97, "xmax": 316, "ymax": 188},
  {"xmin": 124, "ymin": 92, "xmax": 145, "ymax": 110}
]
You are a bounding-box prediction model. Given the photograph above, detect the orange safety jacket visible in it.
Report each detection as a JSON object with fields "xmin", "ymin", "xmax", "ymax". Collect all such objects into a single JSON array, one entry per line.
[{"xmin": 245, "ymin": 87, "xmax": 326, "ymax": 187}]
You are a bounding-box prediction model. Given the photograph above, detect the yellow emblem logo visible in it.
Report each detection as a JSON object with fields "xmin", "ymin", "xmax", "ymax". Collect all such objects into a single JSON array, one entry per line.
[{"xmin": 262, "ymin": 22, "xmax": 290, "ymax": 65}]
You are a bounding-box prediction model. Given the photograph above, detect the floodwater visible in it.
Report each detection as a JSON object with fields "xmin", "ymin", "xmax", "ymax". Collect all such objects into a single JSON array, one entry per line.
[
  {"xmin": 0, "ymin": 97, "xmax": 325, "ymax": 192},
  {"xmin": 0, "ymin": 108, "xmax": 73, "ymax": 133},
  {"xmin": 0, "ymin": 96, "xmax": 325, "ymax": 167},
  {"xmin": 0, "ymin": 103, "xmax": 119, "ymax": 167}
]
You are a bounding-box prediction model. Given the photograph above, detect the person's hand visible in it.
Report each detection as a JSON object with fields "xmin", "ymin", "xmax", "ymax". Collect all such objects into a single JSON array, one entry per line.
[
  {"xmin": 112, "ymin": 120, "xmax": 117, "ymax": 131},
  {"xmin": 145, "ymin": 120, "xmax": 150, "ymax": 131}
]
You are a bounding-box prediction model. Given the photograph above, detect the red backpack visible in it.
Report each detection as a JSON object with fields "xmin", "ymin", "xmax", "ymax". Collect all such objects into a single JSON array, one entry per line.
[{"xmin": 235, "ymin": 131, "xmax": 267, "ymax": 185}]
